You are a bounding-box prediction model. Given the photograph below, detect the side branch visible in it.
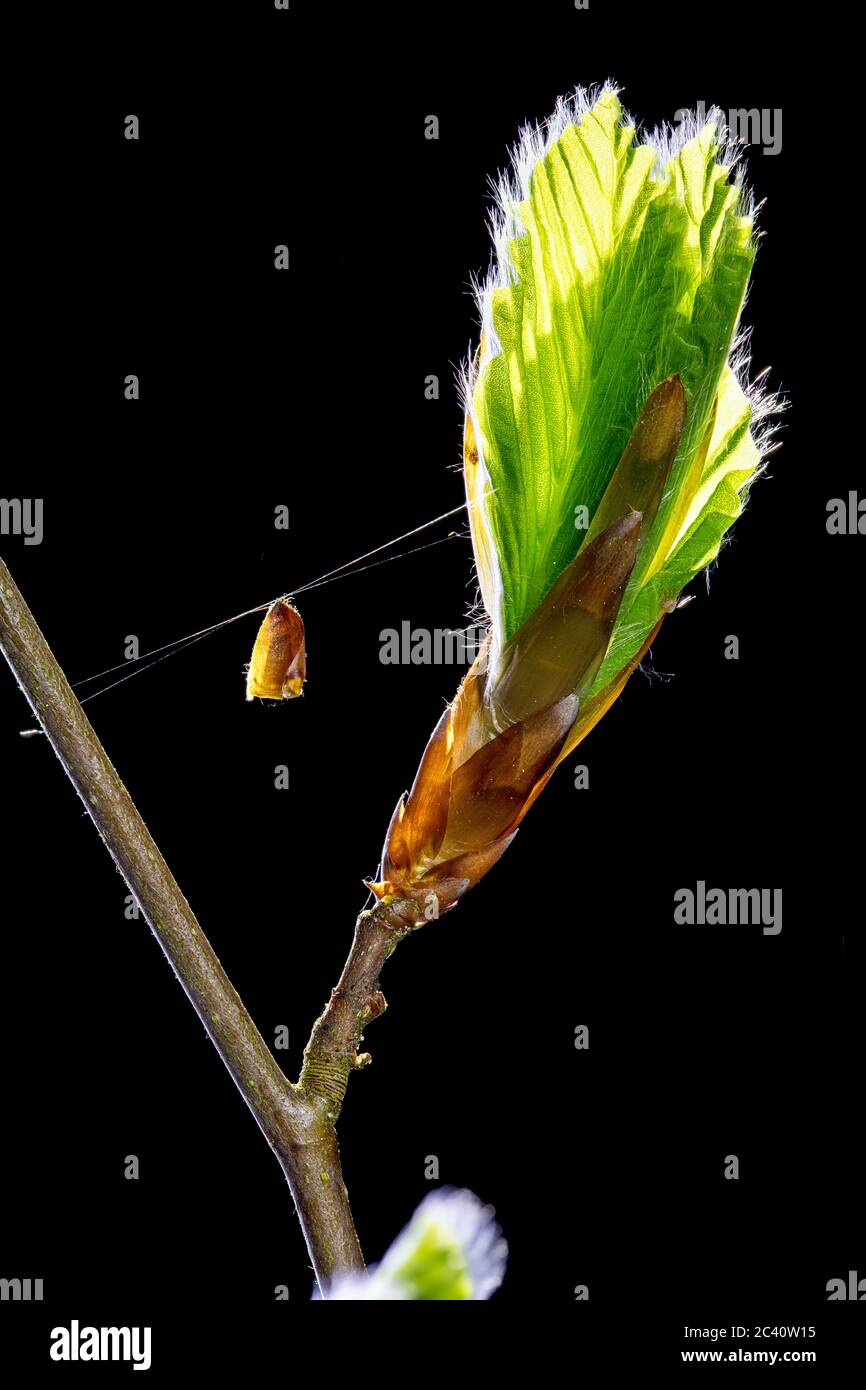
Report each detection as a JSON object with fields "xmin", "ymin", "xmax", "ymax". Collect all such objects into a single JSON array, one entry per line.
[{"xmin": 300, "ymin": 898, "xmax": 422, "ymax": 1119}]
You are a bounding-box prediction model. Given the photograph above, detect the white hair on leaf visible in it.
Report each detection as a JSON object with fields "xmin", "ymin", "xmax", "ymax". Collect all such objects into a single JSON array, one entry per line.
[
  {"xmin": 729, "ymin": 326, "xmax": 785, "ymax": 468},
  {"xmin": 475, "ymin": 80, "xmax": 620, "ymax": 370},
  {"xmin": 641, "ymin": 104, "xmax": 759, "ymax": 224}
]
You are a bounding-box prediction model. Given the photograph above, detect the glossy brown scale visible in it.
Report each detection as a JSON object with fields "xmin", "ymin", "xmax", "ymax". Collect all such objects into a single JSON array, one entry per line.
[{"xmin": 245, "ymin": 600, "xmax": 306, "ymax": 701}]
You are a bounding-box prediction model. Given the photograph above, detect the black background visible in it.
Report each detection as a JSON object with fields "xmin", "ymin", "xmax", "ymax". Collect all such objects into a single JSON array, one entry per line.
[{"xmin": 2, "ymin": 0, "xmax": 862, "ymax": 1371}]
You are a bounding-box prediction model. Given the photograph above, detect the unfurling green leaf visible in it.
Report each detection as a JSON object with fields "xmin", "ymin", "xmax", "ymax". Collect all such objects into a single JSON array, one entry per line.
[
  {"xmin": 377, "ymin": 86, "xmax": 775, "ymax": 914},
  {"xmin": 464, "ymin": 86, "xmax": 763, "ymax": 674}
]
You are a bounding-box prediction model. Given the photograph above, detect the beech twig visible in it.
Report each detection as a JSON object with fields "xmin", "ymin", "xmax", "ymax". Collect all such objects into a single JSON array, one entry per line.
[{"xmin": 0, "ymin": 555, "xmax": 389, "ymax": 1292}]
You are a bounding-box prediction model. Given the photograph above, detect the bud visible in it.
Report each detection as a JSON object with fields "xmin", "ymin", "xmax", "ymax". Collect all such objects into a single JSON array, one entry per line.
[
  {"xmin": 372, "ymin": 87, "xmax": 774, "ymax": 914},
  {"xmin": 373, "ymin": 378, "xmax": 686, "ymax": 912},
  {"xmin": 246, "ymin": 600, "xmax": 306, "ymax": 701}
]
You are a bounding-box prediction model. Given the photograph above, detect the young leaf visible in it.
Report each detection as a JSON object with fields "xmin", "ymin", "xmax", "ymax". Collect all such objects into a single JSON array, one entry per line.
[{"xmin": 465, "ymin": 87, "xmax": 757, "ymax": 666}]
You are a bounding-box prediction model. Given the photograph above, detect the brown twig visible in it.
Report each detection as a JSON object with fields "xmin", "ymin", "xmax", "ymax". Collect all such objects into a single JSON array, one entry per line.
[
  {"xmin": 0, "ymin": 555, "xmax": 367, "ymax": 1292},
  {"xmin": 300, "ymin": 898, "xmax": 423, "ymax": 1117}
]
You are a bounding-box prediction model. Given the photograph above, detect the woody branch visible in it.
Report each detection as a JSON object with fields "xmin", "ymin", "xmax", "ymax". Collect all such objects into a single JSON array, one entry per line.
[{"xmin": 0, "ymin": 554, "xmax": 365, "ymax": 1293}]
